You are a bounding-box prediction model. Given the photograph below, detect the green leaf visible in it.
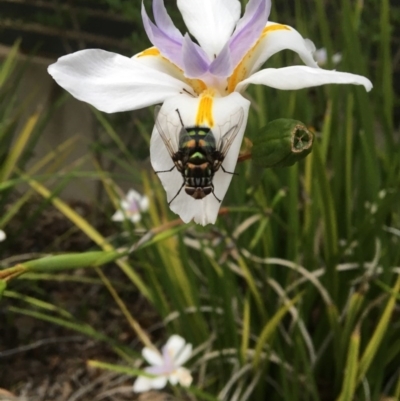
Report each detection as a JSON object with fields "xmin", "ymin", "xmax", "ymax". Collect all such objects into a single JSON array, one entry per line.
[
  {"xmin": 357, "ymin": 275, "xmax": 400, "ymax": 383},
  {"xmin": 23, "ymin": 251, "xmax": 124, "ymax": 272},
  {"xmin": 337, "ymin": 328, "xmax": 360, "ymax": 401},
  {"xmin": 0, "ymin": 279, "xmax": 6, "ymax": 300},
  {"xmin": 253, "ymin": 293, "xmax": 302, "ymax": 368}
]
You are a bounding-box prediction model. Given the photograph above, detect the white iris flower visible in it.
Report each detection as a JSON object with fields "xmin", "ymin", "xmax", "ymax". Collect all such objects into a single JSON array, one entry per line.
[
  {"xmin": 133, "ymin": 335, "xmax": 193, "ymax": 393},
  {"xmin": 48, "ymin": 0, "xmax": 372, "ymax": 225},
  {"xmin": 0, "ymin": 230, "xmax": 5, "ymax": 242},
  {"xmin": 112, "ymin": 189, "xmax": 149, "ymax": 223}
]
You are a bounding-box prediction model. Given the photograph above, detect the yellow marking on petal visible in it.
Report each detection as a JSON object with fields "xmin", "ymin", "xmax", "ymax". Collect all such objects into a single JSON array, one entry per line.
[
  {"xmin": 261, "ymin": 24, "xmax": 290, "ymax": 37},
  {"xmin": 227, "ymin": 24, "xmax": 291, "ymax": 93},
  {"xmin": 137, "ymin": 48, "xmax": 207, "ymax": 96},
  {"xmin": 185, "ymin": 78, "xmax": 207, "ymax": 95},
  {"xmin": 196, "ymin": 89, "xmax": 215, "ymax": 127},
  {"xmin": 227, "ymin": 61, "xmax": 248, "ymax": 93},
  {"xmin": 137, "ymin": 47, "xmax": 161, "ymax": 57}
]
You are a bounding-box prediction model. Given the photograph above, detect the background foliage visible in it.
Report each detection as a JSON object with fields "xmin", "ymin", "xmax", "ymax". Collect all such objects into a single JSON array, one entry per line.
[{"xmin": 0, "ymin": 0, "xmax": 399, "ymax": 400}]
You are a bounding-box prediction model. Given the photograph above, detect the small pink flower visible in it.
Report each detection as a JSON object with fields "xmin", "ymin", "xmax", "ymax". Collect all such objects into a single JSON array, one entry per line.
[
  {"xmin": 112, "ymin": 189, "xmax": 149, "ymax": 223},
  {"xmin": 133, "ymin": 335, "xmax": 193, "ymax": 393}
]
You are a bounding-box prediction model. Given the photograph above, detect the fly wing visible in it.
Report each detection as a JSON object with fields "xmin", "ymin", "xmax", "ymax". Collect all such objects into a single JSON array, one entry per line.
[
  {"xmin": 218, "ymin": 108, "xmax": 245, "ymax": 158},
  {"xmin": 154, "ymin": 105, "xmax": 179, "ymax": 159}
]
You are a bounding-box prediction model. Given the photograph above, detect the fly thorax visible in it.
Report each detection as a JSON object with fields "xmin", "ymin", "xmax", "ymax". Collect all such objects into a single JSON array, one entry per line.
[{"xmin": 189, "ymin": 151, "xmax": 207, "ymax": 165}]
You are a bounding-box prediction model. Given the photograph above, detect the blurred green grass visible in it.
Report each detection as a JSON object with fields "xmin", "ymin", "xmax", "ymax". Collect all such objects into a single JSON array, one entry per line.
[{"xmin": 1, "ymin": 0, "xmax": 400, "ymax": 400}]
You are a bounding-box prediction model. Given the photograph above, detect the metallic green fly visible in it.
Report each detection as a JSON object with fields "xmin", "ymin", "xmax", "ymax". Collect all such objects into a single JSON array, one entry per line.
[{"xmin": 154, "ymin": 106, "xmax": 245, "ymax": 205}]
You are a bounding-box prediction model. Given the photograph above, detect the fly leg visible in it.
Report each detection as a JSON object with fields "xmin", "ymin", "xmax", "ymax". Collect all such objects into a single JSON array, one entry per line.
[
  {"xmin": 169, "ymin": 181, "xmax": 185, "ymax": 205},
  {"xmin": 211, "ymin": 185, "xmax": 221, "ymax": 203},
  {"xmin": 221, "ymin": 165, "xmax": 238, "ymax": 176},
  {"xmin": 155, "ymin": 165, "xmax": 176, "ymax": 174},
  {"xmin": 175, "ymin": 109, "xmax": 184, "ymax": 127}
]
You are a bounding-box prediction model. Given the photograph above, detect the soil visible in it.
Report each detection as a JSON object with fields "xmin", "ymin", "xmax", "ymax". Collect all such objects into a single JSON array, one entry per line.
[{"xmin": 0, "ymin": 198, "xmax": 161, "ymax": 401}]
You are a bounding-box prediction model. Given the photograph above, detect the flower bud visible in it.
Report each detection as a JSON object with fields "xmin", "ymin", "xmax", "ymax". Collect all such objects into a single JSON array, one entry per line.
[{"xmin": 252, "ymin": 119, "xmax": 314, "ymax": 168}]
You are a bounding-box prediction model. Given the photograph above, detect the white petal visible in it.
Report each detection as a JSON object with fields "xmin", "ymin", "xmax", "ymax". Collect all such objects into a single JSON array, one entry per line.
[
  {"xmin": 168, "ymin": 367, "xmax": 193, "ymax": 386},
  {"xmin": 174, "ymin": 343, "xmax": 193, "ymax": 366},
  {"xmin": 177, "ymin": 0, "xmax": 241, "ymax": 59},
  {"xmin": 148, "ymin": 376, "xmax": 168, "ymax": 390},
  {"xmin": 0, "ymin": 230, "xmax": 5, "ymax": 242},
  {"xmin": 142, "ymin": 347, "xmax": 164, "ymax": 366},
  {"xmin": 168, "ymin": 372, "xmax": 180, "ymax": 386},
  {"xmin": 175, "ymin": 367, "xmax": 193, "ymax": 387},
  {"xmin": 236, "ymin": 65, "xmax": 373, "ymax": 92},
  {"xmin": 140, "ymin": 196, "xmax": 150, "ymax": 211},
  {"xmin": 126, "ymin": 189, "xmax": 141, "ymax": 203},
  {"xmin": 48, "ymin": 49, "xmax": 193, "ymax": 113},
  {"xmin": 111, "ymin": 210, "xmax": 124, "ymax": 222},
  {"xmin": 120, "ymin": 200, "xmax": 130, "ymax": 210},
  {"xmin": 227, "ymin": 22, "xmax": 319, "ymax": 92},
  {"xmin": 164, "ymin": 335, "xmax": 186, "ymax": 357},
  {"xmin": 133, "ymin": 48, "xmax": 190, "ymax": 84},
  {"xmin": 133, "ymin": 375, "xmax": 168, "ymax": 392},
  {"xmin": 253, "ymin": 22, "xmax": 319, "ymax": 73},
  {"xmin": 150, "ymin": 93, "xmax": 250, "ymax": 225},
  {"xmin": 133, "ymin": 376, "xmax": 154, "ymax": 393},
  {"xmin": 129, "ymin": 213, "xmax": 142, "ymax": 223}
]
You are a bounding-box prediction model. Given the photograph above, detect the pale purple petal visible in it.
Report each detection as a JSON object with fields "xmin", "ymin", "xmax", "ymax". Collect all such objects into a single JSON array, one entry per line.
[
  {"xmin": 209, "ymin": 42, "xmax": 233, "ymax": 77},
  {"xmin": 141, "ymin": 2, "xmax": 183, "ymax": 68},
  {"xmin": 153, "ymin": 0, "xmax": 182, "ymax": 42},
  {"xmin": 146, "ymin": 365, "xmax": 170, "ymax": 375},
  {"xmin": 229, "ymin": 0, "xmax": 271, "ymax": 68},
  {"xmin": 161, "ymin": 346, "xmax": 174, "ymax": 370},
  {"xmin": 182, "ymin": 34, "xmax": 210, "ymax": 78}
]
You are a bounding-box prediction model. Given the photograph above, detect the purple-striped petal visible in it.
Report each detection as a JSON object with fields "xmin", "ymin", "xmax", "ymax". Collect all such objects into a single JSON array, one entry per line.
[
  {"xmin": 141, "ymin": 1, "xmax": 183, "ymax": 68},
  {"xmin": 152, "ymin": 0, "xmax": 182, "ymax": 42},
  {"xmin": 146, "ymin": 365, "xmax": 170, "ymax": 375},
  {"xmin": 229, "ymin": 0, "xmax": 271, "ymax": 68},
  {"xmin": 209, "ymin": 42, "xmax": 233, "ymax": 77},
  {"xmin": 182, "ymin": 33, "xmax": 210, "ymax": 78}
]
